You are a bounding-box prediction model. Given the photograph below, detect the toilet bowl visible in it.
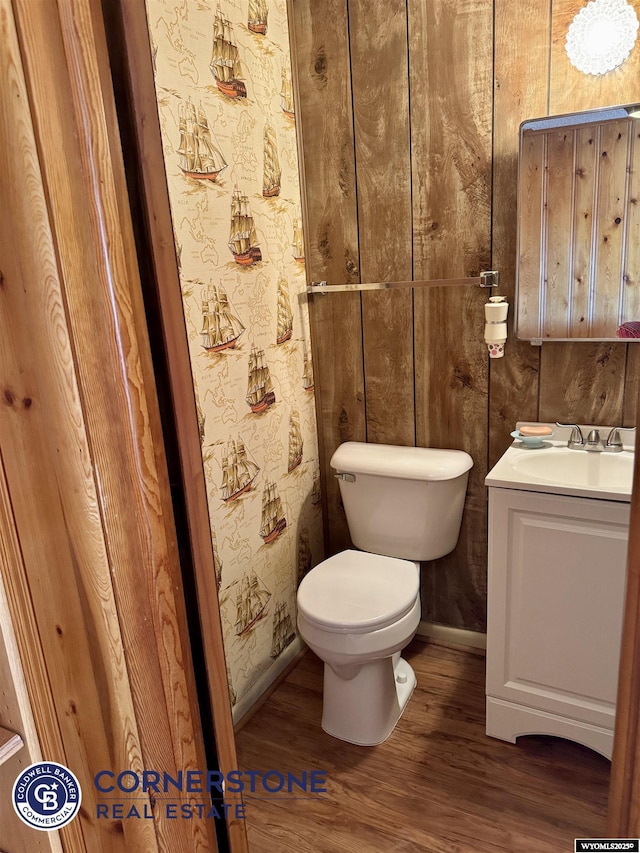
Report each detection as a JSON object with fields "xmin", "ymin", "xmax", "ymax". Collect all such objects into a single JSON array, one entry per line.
[
  {"xmin": 298, "ymin": 549, "xmax": 421, "ymax": 745},
  {"xmin": 297, "ymin": 441, "xmax": 473, "ymax": 746}
]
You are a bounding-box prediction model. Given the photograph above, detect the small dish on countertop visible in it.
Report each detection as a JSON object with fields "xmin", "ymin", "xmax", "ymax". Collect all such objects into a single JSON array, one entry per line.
[{"xmin": 510, "ymin": 430, "xmax": 554, "ymax": 449}]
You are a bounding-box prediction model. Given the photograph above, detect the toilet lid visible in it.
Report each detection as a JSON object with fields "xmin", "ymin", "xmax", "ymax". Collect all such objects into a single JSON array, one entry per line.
[{"xmin": 297, "ymin": 550, "xmax": 419, "ymax": 634}]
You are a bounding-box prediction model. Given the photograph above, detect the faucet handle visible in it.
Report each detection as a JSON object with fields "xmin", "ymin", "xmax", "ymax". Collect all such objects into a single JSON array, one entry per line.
[
  {"xmin": 606, "ymin": 426, "xmax": 636, "ymax": 448},
  {"xmin": 555, "ymin": 423, "xmax": 585, "ymax": 446}
]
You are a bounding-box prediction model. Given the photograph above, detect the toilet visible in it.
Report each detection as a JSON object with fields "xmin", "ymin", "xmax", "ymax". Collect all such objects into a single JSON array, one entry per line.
[{"xmin": 297, "ymin": 441, "xmax": 473, "ymax": 746}]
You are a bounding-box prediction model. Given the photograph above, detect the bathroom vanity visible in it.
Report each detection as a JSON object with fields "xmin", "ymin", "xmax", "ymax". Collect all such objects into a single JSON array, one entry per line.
[{"xmin": 485, "ymin": 424, "xmax": 633, "ymax": 758}]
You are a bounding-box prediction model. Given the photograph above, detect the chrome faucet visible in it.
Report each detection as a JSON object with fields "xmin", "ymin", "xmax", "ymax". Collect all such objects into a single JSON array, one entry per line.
[
  {"xmin": 585, "ymin": 429, "xmax": 602, "ymax": 451},
  {"xmin": 604, "ymin": 426, "xmax": 636, "ymax": 452},
  {"xmin": 556, "ymin": 423, "xmax": 636, "ymax": 452},
  {"xmin": 556, "ymin": 423, "xmax": 584, "ymax": 449}
]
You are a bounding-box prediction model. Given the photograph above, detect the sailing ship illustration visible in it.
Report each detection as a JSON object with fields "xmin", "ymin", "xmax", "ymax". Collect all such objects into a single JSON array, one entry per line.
[
  {"xmin": 210, "ymin": 7, "xmax": 247, "ymax": 98},
  {"xmin": 297, "ymin": 529, "xmax": 312, "ymax": 585},
  {"xmin": 270, "ymin": 601, "xmax": 295, "ymax": 658},
  {"xmin": 220, "ymin": 438, "xmax": 260, "ymax": 501},
  {"xmin": 212, "ymin": 530, "xmax": 222, "ymax": 591},
  {"xmin": 311, "ymin": 474, "xmax": 321, "ymax": 505},
  {"xmin": 248, "ymin": 0, "xmax": 268, "ymax": 35},
  {"xmin": 246, "ymin": 346, "xmax": 276, "ymax": 413},
  {"xmin": 280, "ymin": 61, "xmax": 295, "ymax": 118},
  {"xmin": 260, "ymin": 481, "xmax": 287, "ymax": 543},
  {"xmin": 276, "ymin": 277, "xmax": 293, "ymax": 344},
  {"xmin": 235, "ymin": 571, "xmax": 271, "ymax": 635},
  {"xmin": 287, "ymin": 410, "xmax": 303, "ymax": 472},
  {"xmin": 262, "ymin": 124, "xmax": 281, "ymax": 198},
  {"xmin": 177, "ymin": 100, "xmax": 227, "ymax": 181},
  {"xmin": 201, "ymin": 283, "xmax": 245, "ymax": 351},
  {"xmin": 302, "ymin": 348, "xmax": 314, "ymax": 391},
  {"xmin": 229, "ymin": 186, "xmax": 262, "ymax": 265},
  {"xmin": 292, "ymin": 216, "xmax": 304, "ymax": 264}
]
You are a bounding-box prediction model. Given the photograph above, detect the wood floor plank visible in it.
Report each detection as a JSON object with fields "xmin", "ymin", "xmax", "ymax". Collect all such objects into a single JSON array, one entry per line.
[{"xmin": 236, "ymin": 643, "xmax": 609, "ymax": 852}]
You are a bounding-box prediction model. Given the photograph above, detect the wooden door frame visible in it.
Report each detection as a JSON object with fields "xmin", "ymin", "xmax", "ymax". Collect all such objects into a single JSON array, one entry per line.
[
  {"xmin": 1, "ymin": 0, "xmax": 222, "ymax": 849},
  {"xmin": 608, "ymin": 390, "xmax": 640, "ymax": 835}
]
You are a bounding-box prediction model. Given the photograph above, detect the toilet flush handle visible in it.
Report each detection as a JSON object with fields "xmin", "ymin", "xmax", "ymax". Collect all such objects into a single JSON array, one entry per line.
[{"xmin": 335, "ymin": 472, "xmax": 356, "ymax": 483}]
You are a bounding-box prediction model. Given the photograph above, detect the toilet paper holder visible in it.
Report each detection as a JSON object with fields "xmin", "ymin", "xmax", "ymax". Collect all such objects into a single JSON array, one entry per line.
[{"xmin": 485, "ymin": 296, "xmax": 509, "ymax": 359}]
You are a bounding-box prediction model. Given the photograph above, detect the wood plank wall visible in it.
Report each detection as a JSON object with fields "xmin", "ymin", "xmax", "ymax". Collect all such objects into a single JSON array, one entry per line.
[
  {"xmin": 517, "ymin": 116, "xmax": 640, "ymax": 341},
  {"xmin": 0, "ymin": 1, "xmax": 220, "ymax": 850},
  {"xmin": 292, "ymin": 0, "xmax": 640, "ymax": 632}
]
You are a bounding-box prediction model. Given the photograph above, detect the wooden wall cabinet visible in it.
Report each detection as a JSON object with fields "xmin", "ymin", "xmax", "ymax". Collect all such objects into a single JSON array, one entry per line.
[{"xmin": 516, "ymin": 104, "xmax": 640, "ymax": 341}]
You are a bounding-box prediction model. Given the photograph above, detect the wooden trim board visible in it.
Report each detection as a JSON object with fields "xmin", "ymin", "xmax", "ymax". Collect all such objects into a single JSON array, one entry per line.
[{"xmin": 0, "ymin": 728, "xmax": 23, "ymax": 766}]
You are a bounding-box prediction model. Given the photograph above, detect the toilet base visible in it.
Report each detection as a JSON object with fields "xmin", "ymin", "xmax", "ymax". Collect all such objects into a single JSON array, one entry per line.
[{"xmin": 321, "ymin": 654, "xmax": 416, "ymax": 746}]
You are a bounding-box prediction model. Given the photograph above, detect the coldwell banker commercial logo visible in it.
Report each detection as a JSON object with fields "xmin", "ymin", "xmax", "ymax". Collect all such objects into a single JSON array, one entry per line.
[
  {"xmin": 12, "ymin": 761, "xmax": 82, "ymax": 831},
  {"xmin": 11, "ymin": 762, "xmax": 327, "ymax": 830}
]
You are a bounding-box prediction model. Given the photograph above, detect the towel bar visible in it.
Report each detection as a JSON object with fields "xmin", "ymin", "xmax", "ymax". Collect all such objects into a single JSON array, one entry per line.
[{"xmin": 306, "ymin": 270, "xmax": 499, "ymax": 294}]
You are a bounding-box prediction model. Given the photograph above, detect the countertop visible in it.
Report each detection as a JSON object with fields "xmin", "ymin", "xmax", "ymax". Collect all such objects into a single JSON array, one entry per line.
[{"xmin": 485, "ymin": 422, "xmax": 635, "ymax": 503}]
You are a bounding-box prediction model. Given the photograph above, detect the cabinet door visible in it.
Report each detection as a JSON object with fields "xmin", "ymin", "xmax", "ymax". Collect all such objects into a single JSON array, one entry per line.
[{"xmin": 486, "ymin": 488, "xmax": 629, "ymax": 730}]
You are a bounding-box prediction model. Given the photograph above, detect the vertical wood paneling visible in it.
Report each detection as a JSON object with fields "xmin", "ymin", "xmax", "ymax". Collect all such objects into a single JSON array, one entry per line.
[
  {"xmin": 291, "ymin": 0, "xmax": 364, "ymax": 554},
  {"xmin": 622, "ymin": 125, "xmax": 640, "ymax": 323},
  {"xmin": 0, "ymin": 5, "xmax": 141, "ymax": 848},
  {"xmin": 489, "ymin": 0, "xmax": 549, "ymax": 468},
  {"xmin": 519, "ymin": 118, "xmax": 637, "ymax": 340},
  {"xmin": 350, "ymin": 0, "xmax": 414, "ymax": 446},
  {"xmin": 0, "ymin": 0, "xmax": 214, "ymax": 850},
  {"xmin": 592, "ymin": 121, "xmax": 630, "ymax": 336},
  {"xmin": 545, "ymin": 129, "xmax": 575, "ymax": 336},
  {"xmin": 539, "ymin": 342, "xmax": 626, "ymax": 423},
  {"xmin": 31, "ymin": 0, "xmax": 211, "ymax": 845},
  {"xmin": 544, "ymin": 0, "xmax": 640, "ymax": 427},
  {"xmin": 296, "ymin": 0, "xmax": 640, "ymax": 635},
  {"xmin": 517, "ymin": 132, "xmax": 546, "ymax": 339},
  {"xmin": 571, "ymin": 126, "xmax": 598, "ymax": 336},
  {"xmin": 410, "ymin": 0, "xmax": 493, "ymax": 630}
]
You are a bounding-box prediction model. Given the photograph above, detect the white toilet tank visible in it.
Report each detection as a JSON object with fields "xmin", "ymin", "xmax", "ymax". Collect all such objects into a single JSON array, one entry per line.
[{"xmin": 331, "ymin": 442, "xmax": 473, "ymax": 561}]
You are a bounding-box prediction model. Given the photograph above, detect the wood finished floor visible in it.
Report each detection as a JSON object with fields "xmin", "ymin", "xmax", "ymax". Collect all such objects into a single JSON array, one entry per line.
[{"xmin": 235, "ymin": 640, "xmax": 610, "ymax": 853}]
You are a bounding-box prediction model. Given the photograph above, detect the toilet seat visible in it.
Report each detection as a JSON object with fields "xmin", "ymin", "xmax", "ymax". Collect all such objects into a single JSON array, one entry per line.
[{"xmin": 297, "ymin": 550, "xmax": 419, "ymax": 634}]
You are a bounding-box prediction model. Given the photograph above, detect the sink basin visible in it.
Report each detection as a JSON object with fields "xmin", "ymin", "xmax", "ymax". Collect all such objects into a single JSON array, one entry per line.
[
  {"xmin": 513, "ymin": 447, "xmax": 633, "ymax": 492},
  {"xmin": 485, "ymin": 426, "xmax": 635, "ymax": 501}
]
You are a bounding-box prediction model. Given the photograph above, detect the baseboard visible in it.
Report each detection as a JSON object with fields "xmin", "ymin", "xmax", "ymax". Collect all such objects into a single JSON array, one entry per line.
[
  {"xmin": 415, "ymin": 620, "xmax": 487, "ymax": 654},
  {"xmin": 233, "ymin": 638, "xmax": 307, "ymax": 733}
]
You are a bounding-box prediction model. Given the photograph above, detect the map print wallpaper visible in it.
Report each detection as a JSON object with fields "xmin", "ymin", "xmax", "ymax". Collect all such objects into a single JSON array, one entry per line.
[{"xmin": 145, "ymin": 0, "xmax": 323, "ymax": 720}]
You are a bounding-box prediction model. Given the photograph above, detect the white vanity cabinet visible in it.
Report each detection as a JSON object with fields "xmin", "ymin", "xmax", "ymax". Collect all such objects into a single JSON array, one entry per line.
[{"xmin": 485, "ymin": 486, "xmax": 629, "ymax": 758}]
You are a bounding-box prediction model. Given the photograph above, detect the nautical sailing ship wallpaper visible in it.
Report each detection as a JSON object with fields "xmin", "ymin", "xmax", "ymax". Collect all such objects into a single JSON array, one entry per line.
[
  {"xmin": 146, "ymin": 0, "xmax": 323, "ymax": 720},
  {"xmin": 177, "ymin": 98, "xmax": 227, "ymax": 181},
  {"xmin": 201, "ymin": 282, "xmax": 245, "ymax": 351}
]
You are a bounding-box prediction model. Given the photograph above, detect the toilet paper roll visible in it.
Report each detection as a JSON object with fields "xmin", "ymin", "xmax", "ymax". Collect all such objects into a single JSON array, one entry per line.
[
  {"xmin": 484, "ymin": 322, "xmax": 507, "ymax": 343},
  {"xmin": 484, "ymin": 302, "xmax": 509, "ymax": 322}
]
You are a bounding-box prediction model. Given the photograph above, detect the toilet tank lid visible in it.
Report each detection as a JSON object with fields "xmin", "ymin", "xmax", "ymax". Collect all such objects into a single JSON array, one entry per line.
[{"xmin": 331, "ymin": 442, "xmax": 473, "ymax": 481}]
